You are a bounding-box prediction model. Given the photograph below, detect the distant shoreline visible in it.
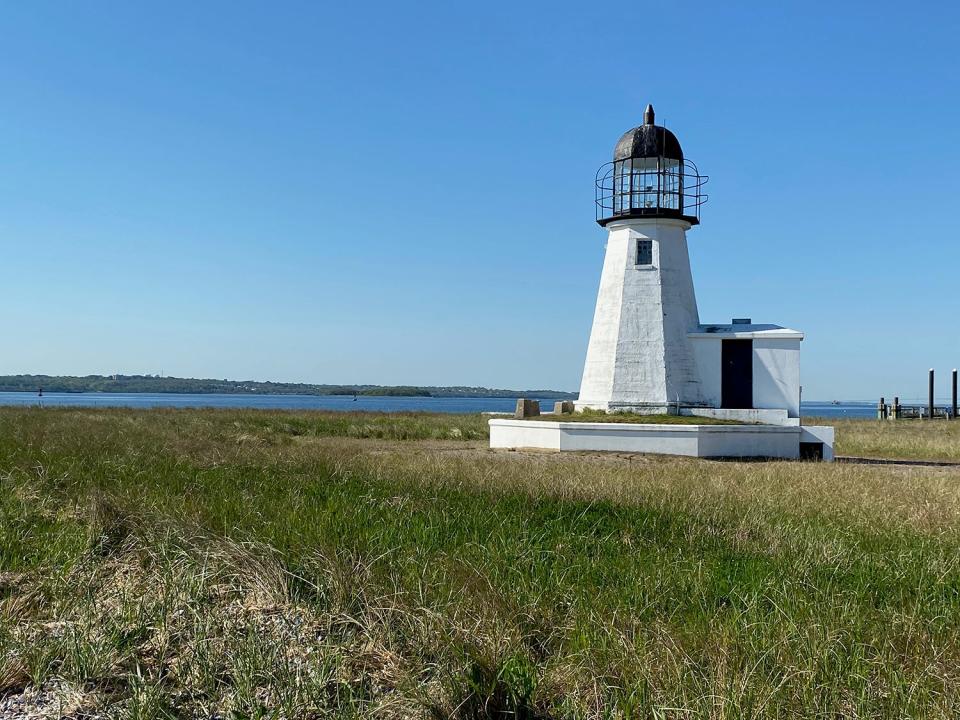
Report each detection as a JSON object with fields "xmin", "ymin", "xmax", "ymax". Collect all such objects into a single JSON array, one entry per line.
[
  {"xmin": 0, "ymin": 375, "xmax": 577, "ymax": 400},
  {"xmin": 0, "ymin": 390, "xmax": 883, "ymax": 417}
]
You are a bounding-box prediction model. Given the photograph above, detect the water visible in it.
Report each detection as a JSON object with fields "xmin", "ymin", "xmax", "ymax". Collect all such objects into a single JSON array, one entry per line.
[
  {"xmin": 0, "ymin": 391, "xmax": 878, "ymax": 418},
  {"xmin": 0, "ymin": 392, "xmax": 551, "ymax": 414},
  {"xmin": 797, "ymin": 401, "xmax": 878, "ymax": 419}
]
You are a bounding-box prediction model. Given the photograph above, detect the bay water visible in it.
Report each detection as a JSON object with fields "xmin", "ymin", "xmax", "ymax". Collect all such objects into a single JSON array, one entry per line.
[{"xmin": 0, "ymin": 392, "xmax": 878, "ymax": 418}]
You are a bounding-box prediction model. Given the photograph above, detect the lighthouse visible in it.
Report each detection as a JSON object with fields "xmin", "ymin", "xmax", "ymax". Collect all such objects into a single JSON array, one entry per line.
[
  {"xmin": 490, "ymin": 105, "xmax": 834, "ymax": 460},
  {"xmin": 577, "ymin": 104, "xmax": 708, "ymax": 413}
]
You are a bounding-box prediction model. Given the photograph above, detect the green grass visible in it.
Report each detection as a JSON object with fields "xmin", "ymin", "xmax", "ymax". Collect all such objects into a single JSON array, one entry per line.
[
  {"xmin": 223, "ymin": 407, "xmax": 490, "ymax": 440},
  {"xmin": 2, "ymin": 407, "xmax": 960, "ymax": 717},
  {"xmin": 520, "ymin": 409, "xmax": 741, "ymax": 424}
]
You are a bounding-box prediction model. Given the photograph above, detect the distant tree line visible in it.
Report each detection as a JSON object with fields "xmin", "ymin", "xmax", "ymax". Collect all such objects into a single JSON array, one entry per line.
[{"xmin": 0, "ymin": 374, "xmax": 576, "ymax": 399}]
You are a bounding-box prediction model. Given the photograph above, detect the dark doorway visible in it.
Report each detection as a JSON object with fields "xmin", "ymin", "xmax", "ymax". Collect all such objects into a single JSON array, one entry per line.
[
  {"xmin": 799, "ymin": 442, "xmax": 824, "ymax": 461},
  {"xmin": 721, "ymin": 339, "xmax": 753, "ymax": 409}
]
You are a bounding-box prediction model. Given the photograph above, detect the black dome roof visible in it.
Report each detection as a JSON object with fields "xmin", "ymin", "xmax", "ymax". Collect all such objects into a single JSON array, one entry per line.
[{"xmin": 612, "ymin": 104, "xmax": 683, "ymax": 162}]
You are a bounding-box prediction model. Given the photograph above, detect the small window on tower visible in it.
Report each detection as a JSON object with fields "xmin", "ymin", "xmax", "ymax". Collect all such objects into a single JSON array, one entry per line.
[{"xmin": 636, "ymin": 239, "xmax": 653, "ymax": 266}]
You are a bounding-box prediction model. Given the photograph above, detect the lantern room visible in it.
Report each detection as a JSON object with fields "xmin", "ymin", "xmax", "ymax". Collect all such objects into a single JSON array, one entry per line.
[{"xmin": 595, "ymin": 104, "xmax": 708, "ymax": 226}]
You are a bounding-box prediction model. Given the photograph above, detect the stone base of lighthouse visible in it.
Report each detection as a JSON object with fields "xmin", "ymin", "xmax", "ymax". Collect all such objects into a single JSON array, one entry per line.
[{"xmin": 574, "ymin": 400, "xmax": 688, "ymax": 415}]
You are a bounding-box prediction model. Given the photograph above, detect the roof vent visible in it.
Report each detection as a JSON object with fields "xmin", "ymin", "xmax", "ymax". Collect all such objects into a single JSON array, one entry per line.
[{"xmin": 732, "ymin": 318, "xmax": 752, "ymax": 325}]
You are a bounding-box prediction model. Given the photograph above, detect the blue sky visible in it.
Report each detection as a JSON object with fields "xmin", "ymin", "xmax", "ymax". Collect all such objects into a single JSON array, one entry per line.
[{"xmin": 1, "ymin": 1, "xmax": 958, "ymax": 400}]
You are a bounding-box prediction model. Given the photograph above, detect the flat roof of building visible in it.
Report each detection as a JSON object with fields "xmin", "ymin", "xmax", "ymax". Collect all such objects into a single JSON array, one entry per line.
[{"xmin": 688, "ymin": 323, "xmax": 804, "ymax": 340}]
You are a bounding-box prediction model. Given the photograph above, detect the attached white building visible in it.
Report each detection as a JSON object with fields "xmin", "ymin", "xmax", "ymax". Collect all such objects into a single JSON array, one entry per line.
[{"xmin": 688, "ymin": 323, "xmax": 802, "ymax": 421}]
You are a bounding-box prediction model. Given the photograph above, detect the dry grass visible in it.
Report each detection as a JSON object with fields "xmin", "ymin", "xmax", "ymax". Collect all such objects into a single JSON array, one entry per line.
[
  {"xmin": 825, "ymin": 416, "xmax": 960, "ymax": 460},
  {"xmin": 1, "ymin": 407, "xmax": 960, "ymax": 718}
]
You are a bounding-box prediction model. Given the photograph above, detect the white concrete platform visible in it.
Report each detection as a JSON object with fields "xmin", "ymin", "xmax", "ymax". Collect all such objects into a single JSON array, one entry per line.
[
  {"xmin": 489, "ymin": 418, "xmax": 834, "ymax": 461},
  {"xmin": 682, "ymin": 407, "xmax": 798, "ymax": 426}
]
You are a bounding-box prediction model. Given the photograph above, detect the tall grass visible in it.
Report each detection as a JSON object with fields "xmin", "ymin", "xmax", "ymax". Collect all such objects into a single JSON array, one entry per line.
[
  {"xmin": 826, "ymin": 416, "xmax": 960, "ymax": 460},
  {"xmin": 1, "ymin": 407, "xmax": 960, "ymax": 717}
]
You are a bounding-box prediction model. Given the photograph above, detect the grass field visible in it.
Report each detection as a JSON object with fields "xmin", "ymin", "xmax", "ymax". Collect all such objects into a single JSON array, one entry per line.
[
  {"xmin": 827, "ymin": 416, "xmax": 960, "ymax": 461},
  {"xmin": 1, "ymin": 407, "xmax": 960, "ymax": 718}
]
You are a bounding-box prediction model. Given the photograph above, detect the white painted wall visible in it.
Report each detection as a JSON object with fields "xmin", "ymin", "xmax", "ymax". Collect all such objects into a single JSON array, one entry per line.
[
  {"xmin": 489, "ymin": 421, "xmax": 561, "ymax": 450},
  {"xmin": 691, "ymin": 337, "xmax": 722, "ymax": 407},
  {"xmin": 684, "ymin": 407, "xmax": 796, "ymax": 426},
  {"xmin": 754, "ymin": 339, "xmax": 801, "ymax": 417},
  {"xmin": 575, "ymin": 226, "xmax": 625, "ymax": 408},
  {"xmin": 577, "ymin": 218, "xmax": 703, "ymax": 411},
  {"xmin": 697, "ymin": 426, "xmax": 800, "ymax": 459},
  {"xmin": 562, "ymin": 424, "xmax": 700, "ymax": 455}
]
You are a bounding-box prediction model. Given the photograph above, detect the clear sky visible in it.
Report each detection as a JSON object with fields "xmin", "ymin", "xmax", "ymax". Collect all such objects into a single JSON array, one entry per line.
[{"xmin": 2, "ymin": 1, "xmax": 958, "ymax": 400}]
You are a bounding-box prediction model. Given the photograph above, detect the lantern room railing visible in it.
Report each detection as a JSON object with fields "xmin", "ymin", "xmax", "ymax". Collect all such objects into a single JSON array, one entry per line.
[{"xmin": 595, "ymin": 158, "xmax": 708, "ymax": 225}]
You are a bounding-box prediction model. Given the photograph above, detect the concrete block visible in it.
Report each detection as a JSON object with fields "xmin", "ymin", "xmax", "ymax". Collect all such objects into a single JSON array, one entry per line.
[
  {"xmin": 800, "ymin": 425, "xmax": 835, "ymax": 462},
  {"xmin": 554, "ymin": 401, "xmax": 575, "ymax": 414},
  {"xmin": 515, "ymin": 399, "xmax": 540, "ymax": 418}
]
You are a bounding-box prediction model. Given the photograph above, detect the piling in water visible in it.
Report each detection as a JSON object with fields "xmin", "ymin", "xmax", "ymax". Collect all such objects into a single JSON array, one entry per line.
[{"xmin": 953, "ymin": 369, "xmax": 958, "ymax": 420}]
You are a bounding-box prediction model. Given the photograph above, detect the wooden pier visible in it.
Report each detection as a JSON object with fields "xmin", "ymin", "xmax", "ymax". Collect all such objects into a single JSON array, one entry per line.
[{"xmin": 877, "ymin": 368, "xmax": 959, "ymax": 419}]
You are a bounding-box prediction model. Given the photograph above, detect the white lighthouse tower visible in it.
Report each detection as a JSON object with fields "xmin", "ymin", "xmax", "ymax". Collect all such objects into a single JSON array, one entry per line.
[
  {"xmin": 577, "ymin": 105, "xmax": 708, "ymax": 413},
  {"xmin": 491, "ymin": 105, "xmax": 834, "ymax": 459}
]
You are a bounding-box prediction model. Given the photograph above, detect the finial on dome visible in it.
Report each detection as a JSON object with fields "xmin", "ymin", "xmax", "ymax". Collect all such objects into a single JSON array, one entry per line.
[{"xmin": 643, "ymin": 104, "xmax": 655, "ymax": 126}]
